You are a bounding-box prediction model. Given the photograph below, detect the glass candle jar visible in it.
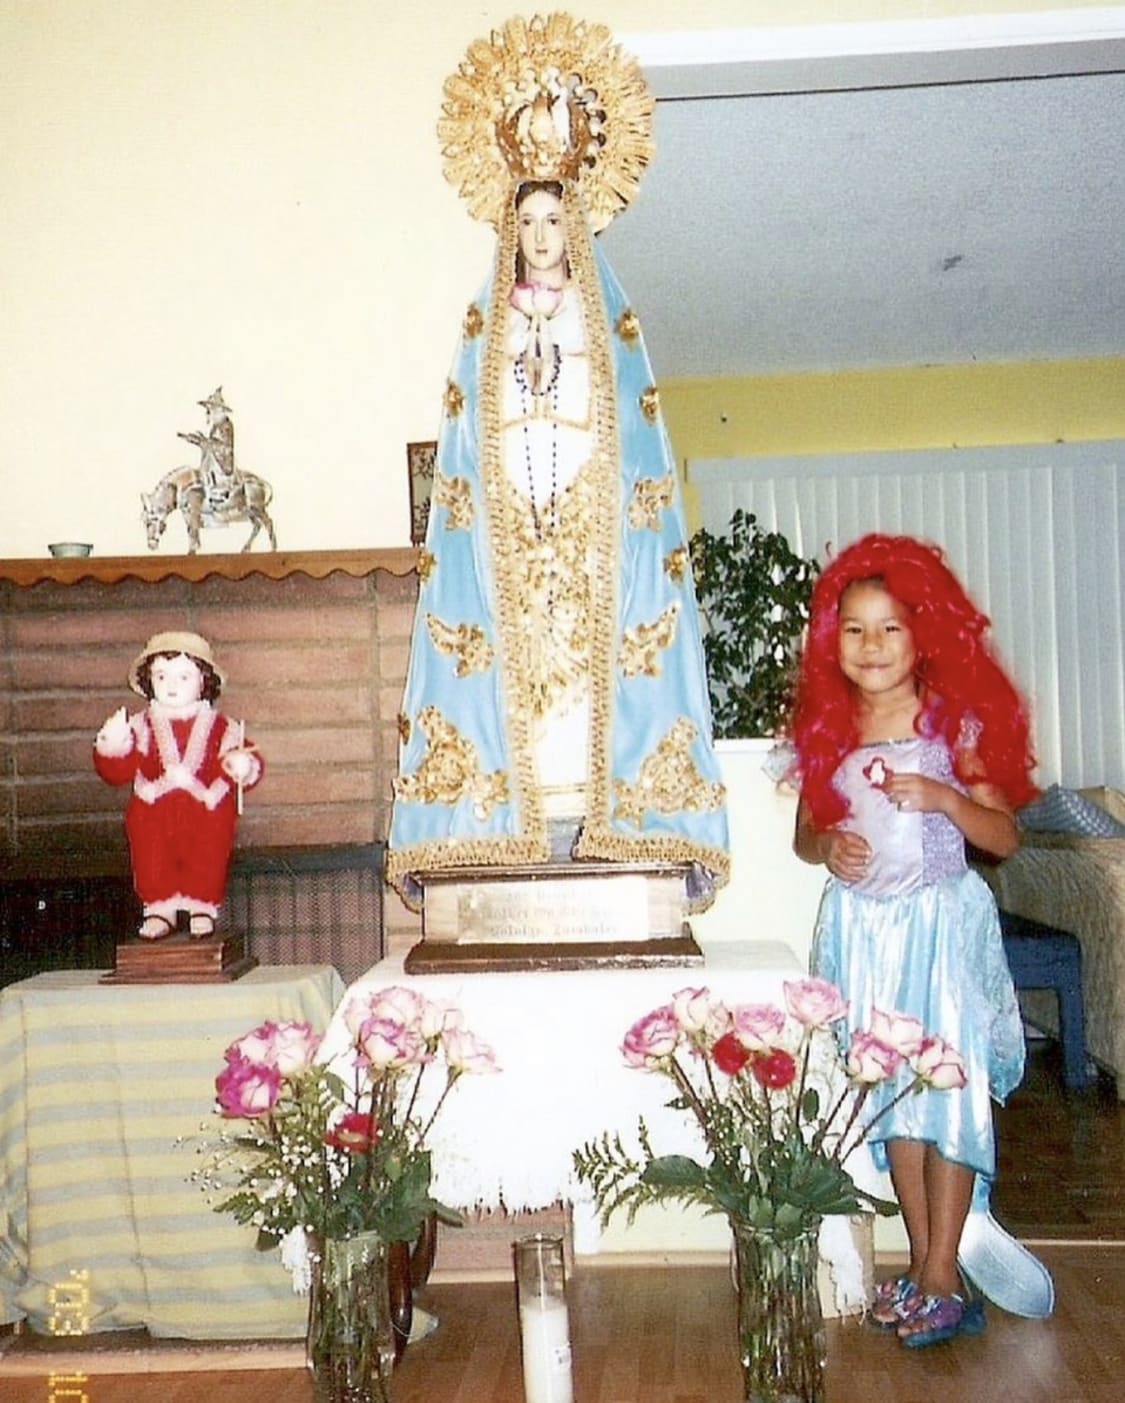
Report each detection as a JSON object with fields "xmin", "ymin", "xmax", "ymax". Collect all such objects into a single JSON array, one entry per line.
[{"xmin": 514, "ymin": 1232, "xmax": 574, "ymax": 1403}]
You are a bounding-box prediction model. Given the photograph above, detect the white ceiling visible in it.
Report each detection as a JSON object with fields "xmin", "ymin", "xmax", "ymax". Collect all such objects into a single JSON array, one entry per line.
[{"xmin": 600, "ymin": 59, "xmax": 1125, "ymax": 378}]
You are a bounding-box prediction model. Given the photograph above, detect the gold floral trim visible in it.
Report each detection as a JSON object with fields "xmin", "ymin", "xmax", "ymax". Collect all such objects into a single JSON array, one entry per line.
[
  {"xmin": 432, "ymin": 472, "xmax": 474, "ymax": 530},
  {"xmin": 397, "ymin": 712, "xmax": 411, "ymax": 743},
  {"xmin": 438, "ymin": 13, "xmax": 654, "ymax": 234},
  {"xmin": 463, "ymin": 303, "xmax": 484, "ymax": 339},
  {"xmin": 664, "ymin": 545, "xmax": 689, "ymax": 584},
  {"xmin": 620, "ymin": 602, "xmax": 680, "ymax": 678},
  {"xmin": 444, "ymin": 380, "xmax": 465, "ymax": 417},
  {"xmin": 573, "ymin": 821, "xmax": 730, "ymax": 913},
  {"xmin": 628, "ymin": 474, "xmax": 675, "ymax": 530},
  {"xmin": 565, "ymin": 187, "xmax": 620, "ymax": 845},
  {"xmin": 615, "ymin": 308, "xmax": 641, "ymax": 346},
  {"xmin": 425, "ymin": 614, "xmax": 495, "ymax": 677},
  {"xmin": 639, "ymin": 385, "xmax": 660, "ymax": 423},
  {"xmin": 502, "ymin": 462, "xmax": 596, "ymax": 719},
  {"xmin": 385, "ymin": 831, "xmax": 553, "ymax": 907},
  {"xmin": 417, "ymin": 549, "xmax": 436, "ymax": 583},
  {"xmin": 392, "ymin": 706, "xmax": 508, "ymax": 817},
  {"xmin": 611, "ymin": 718, "xmax": 727, "ymax": 826}
]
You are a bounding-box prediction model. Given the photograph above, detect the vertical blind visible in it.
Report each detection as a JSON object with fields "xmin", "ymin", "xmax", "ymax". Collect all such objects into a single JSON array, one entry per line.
[{"xmin": 691, "ymin": 442, "xmax": 1124, "ymax": 789}]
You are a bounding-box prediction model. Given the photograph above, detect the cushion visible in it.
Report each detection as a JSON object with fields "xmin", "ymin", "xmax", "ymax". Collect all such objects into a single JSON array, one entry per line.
[
  {"xmin": 1079, "ymin": 786, "xmax": 1125, "ymax": 825},
  {"xmin": 1018, "ymin": 783, "xmax": 1125, "ymax": 837}
]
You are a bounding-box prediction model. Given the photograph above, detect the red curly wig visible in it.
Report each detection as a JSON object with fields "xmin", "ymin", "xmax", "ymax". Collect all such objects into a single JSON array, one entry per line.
[{"xmin": 790, "ymin": 533, "xmax": 1037, "ymax": 827}]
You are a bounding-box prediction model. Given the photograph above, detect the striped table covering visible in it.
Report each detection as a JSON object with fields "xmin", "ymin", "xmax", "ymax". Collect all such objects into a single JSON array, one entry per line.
[{"xmin": 0, "ymin": 964, "xmax": 344, "ymax": 1339}]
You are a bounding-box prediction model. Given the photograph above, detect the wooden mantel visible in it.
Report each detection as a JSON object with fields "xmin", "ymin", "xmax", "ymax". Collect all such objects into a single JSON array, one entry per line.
[{"xmin": 0, "ymin": 547, "xmax": 419, "ymax": 588}]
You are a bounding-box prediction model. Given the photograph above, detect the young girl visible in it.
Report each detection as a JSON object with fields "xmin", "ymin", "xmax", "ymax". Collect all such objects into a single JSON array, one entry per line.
[
  {"xmin": 94, "ymin": 631, "xmax": 262, "ymax": 939},
  {"xmin": 790, "ymin": 533, "xmax": 1048, "ymax": 1346}
]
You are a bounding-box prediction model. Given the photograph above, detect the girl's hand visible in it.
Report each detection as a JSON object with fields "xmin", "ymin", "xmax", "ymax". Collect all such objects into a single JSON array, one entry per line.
[
  {"xmin": 882, "ymin": 772, "xmax": 949, "ymax": 816},
  {"xmin": 820, "ymin": 828, "xmax": 872, "ymax": 882},
  {"xmin": 794, "ymin": 797, "xmax": 870, "ymax": 880}
]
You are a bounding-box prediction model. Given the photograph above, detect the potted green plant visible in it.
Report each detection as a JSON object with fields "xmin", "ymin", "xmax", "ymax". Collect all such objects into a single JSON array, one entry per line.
[{"xmin": 689, "ymin": 509, "xmax": 820, "ymax": 739}]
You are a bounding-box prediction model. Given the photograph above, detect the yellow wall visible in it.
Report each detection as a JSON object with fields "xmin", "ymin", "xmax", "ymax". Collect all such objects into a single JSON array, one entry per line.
[
  {"xmin": 660, "ymin": 357, "xmax": 1125, "ymax": 528},
  {"xmin": 0, "ymin": 0, "xmax": 1113, "ymax": 556}
]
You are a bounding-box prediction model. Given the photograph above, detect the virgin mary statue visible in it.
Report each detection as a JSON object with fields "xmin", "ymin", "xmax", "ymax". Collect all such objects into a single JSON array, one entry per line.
[{"xmin": 386, "ymin": 13, "xmax": 729, "ymax": 913}]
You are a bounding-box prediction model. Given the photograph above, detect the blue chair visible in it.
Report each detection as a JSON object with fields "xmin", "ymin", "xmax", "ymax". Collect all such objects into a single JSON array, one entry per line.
[{"xmin": 998, "ymin": 908, "xmax": 1092, "ymax": 1089}]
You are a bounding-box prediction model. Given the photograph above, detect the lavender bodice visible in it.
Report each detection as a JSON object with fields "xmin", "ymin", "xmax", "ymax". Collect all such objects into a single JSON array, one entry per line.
[{"xmin": 834, "ymin": 737, "xmax": 968, "ymax": 898}]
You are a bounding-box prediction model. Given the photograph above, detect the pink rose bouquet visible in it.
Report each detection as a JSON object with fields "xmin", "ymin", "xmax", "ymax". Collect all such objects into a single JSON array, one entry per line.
[
  {"xmin": 192, "ymin": 989, "xmax": 499, "ymax": 1248},
  {"xmin": 575, "ymin": 977, "xmax": 966, "ymax": 1241}
]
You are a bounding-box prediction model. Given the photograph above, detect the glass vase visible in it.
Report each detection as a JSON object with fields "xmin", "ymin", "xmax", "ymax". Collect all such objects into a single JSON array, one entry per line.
[
  {"xmin": 732, "ymin": 1220, "xmax": 825, "ymax": 1403},
  {"xmin": 306, "ymin": 1230, "xmax": 396, "ymax": 1403}
]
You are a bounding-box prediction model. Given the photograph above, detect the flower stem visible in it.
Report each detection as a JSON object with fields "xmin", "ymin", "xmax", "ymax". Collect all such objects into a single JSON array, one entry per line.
[
  {"xmin": 420, "ymin": 1068, "xmax": 460, "ymax": 1141},
  {"xmin": 840, "ymin": 1074, "xmax": 923, "ymax": 1163}
]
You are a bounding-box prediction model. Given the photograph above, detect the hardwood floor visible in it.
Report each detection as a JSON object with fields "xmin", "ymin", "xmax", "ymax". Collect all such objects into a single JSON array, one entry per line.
[
  {"xmin": 994, "ymin": 1039, "xmax": 1125, "ymax": 1241},
  {"xmin": 3, "ymin": 1039, "xmax": 1122, "ymax": 1402},
  {"xmin": 3, "ymin": 1245, "xmax": 1123, "ymax": 1403}
]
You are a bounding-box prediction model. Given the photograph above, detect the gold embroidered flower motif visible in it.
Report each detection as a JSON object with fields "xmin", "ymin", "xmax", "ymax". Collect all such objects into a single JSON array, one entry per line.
[
  {"xmin": 397, "ymin": 712, "xmax": 411, "ymax": 743},
  {"xmin": 615, "ymin": 308, "xmax": 641, "ymax": 346},
  {"xmin": 664, "ymin": 545, "xmax": 689, "ymax": 584},
  {"xmin": 619, "ymin": 602, "xmax": 680, "ymax": 678},
  {"xmin": 612, "ymin": 718, "xmax": 726, "ymax": 826},
  {"xmin": 425, "ymin": 614, "xmax": 495, "ymax": 678},
  {"xmin": 628, "ymin": 475, "xmax": 675, "ymax": 530},
  {"xmin": 444, "ymin": 379, "xmax": 465, "ymax": 418},
  {"xmin": 463, "ymin": 302, "xmax": 484, "ymax": 339},
  {"xmin": 417, "ymin": 549, "xmax": 437, "ymax": 584},
  {"xmin": 392, "ymin": 706, "xmax": 509, "ymax": 819},
  {"xmin": 639, "ymin": 385, "xmax": 660, "ymax": 423},
  {"xmin": 432, "ymin": 472, "xmax": 474, "ymax": 530}
]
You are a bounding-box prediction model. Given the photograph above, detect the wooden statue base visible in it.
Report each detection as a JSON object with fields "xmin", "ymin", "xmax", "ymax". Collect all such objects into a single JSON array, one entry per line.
[
  {"xmin": 99, "ymin": 930, "xmax": 257, "ymax": 984},
  {"xmin": 404, "ymin": 860, "xmax": 703, "ymax": 974}
]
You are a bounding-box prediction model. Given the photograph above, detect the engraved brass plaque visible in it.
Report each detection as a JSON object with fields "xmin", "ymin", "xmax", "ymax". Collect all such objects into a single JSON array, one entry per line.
[{"xmin": 454, "ymin": 874, "xmax": 649, "ymax": 944}]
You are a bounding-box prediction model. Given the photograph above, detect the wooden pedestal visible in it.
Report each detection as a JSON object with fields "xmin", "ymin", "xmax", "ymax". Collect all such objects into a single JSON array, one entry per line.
[
  {"xmin": 99, "ymin": 930, "xmax": 257, "ymax": 983},
  {"xmin": 404, "ymin": 861, "xmax": 703, "ymax": 974}
]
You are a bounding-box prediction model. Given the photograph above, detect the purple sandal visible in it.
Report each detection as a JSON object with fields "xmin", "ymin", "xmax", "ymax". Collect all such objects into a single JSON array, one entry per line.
[
  {"xmin": 869, "ymin": 1275, "xmax": 919, "ymax": 1329},
  {"xmin": 898, "ymin": 1292, "xmax": 986, "ymax": 1348}
]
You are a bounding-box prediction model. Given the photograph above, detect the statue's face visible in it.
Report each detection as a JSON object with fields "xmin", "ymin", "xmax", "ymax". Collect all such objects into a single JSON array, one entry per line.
[
  {"xmin": 516, "ymin": 188, "xmax": 566, "ymax": 283},
  {"xmin": 151, "ymin": 653, "xmax": 204, "ymax": 707}
]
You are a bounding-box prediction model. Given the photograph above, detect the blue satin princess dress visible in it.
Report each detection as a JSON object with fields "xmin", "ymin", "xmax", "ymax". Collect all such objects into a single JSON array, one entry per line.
[{"xmin": 812, "ymin": 733, "xmax": 1053, "ymax": 1316}]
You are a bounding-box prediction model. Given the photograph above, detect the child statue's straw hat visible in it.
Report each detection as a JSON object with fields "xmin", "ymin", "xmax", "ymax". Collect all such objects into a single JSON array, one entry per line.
[{"xmin": 128, "ymin": 631, "xmax": 226, "ymax": 695}]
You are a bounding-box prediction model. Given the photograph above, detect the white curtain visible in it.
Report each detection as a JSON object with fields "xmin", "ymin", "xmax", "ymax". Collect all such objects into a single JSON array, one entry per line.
[{"xmin": 691, "ymin": 442, "xmax": 1124, "ymax": 789}]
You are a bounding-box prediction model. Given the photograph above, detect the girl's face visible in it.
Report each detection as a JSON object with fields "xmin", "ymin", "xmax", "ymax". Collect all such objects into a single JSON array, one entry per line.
[
  {"xmin": 837, "ymin": 580, "xmax": 918, "ymax": 700},
  {"xmin": 517, "ymin": 189, "xmax": 567, "ymax": 284},
  {"xmin": 151, "ymin": 653, "xmax": 204, "ymax": 707}
]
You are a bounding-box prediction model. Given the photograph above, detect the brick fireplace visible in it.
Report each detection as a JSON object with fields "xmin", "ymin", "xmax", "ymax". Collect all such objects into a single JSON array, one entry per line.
[{"xmin": 0, "ymin": 549, "xmax": 424, "ymax": 972}]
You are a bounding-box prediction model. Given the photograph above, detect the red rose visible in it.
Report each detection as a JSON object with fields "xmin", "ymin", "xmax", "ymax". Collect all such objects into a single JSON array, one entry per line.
[
  {"xmin": 324, "ymin": 1110, "xmax": 379, "ymax": 1153},
  {"xmin": 712, "ymin": 1032, "xmax": 751, "ymax": 1076},
  {"xmin": 750, "ymin": 1049, "xmax": 797, "ymax": 1090}
]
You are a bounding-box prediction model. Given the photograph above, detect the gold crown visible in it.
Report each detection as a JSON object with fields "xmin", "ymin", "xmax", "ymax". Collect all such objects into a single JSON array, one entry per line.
[{"xmin": 439, "ymin": 12, "xmax": 654, "ymax": 233}]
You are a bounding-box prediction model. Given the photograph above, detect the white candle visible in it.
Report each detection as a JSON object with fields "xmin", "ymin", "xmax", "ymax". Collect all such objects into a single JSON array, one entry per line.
[{"xmin": 519, "ymin": 1297, "xmax": 574, "ymax": 1403}]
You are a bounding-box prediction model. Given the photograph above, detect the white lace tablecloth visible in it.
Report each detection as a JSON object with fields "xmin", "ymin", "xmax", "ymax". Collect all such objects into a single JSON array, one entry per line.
[{"xmin": 318, "ymin": 940, "xmax": 880, "ymax": 1311}]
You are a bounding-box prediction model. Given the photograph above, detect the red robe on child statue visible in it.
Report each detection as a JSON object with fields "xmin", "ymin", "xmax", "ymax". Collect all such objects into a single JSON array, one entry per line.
[{"xmin": 94, "ymin": 700, "xmax": 261, "ymax": 912}]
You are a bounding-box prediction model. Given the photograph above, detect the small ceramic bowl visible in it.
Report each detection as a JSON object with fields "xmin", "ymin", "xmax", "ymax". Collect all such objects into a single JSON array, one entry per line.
[{"xmin": 47, "ymin": 542, "xmax": 93, "ymax": 558}]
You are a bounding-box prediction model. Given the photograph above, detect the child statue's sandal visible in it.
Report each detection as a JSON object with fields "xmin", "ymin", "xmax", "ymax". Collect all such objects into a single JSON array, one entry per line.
[
  {"xmin": 898, "ymin": 1292, "xmax": 986, "ymax": 1348},
  {"xmin": 137, "ymin": 914, "xmax": 175, "ymax": 940},
  {"xmin": 189, "ymin": 914, "xmax": 216, "ymax": 939}
]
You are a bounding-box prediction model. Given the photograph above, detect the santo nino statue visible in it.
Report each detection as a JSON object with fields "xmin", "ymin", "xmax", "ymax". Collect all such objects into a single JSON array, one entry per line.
[
  {"xmin": 94, "ymin": 631, "xmax": 263, "ymax": 939},
  {"xmin": 386, "ymin": 15, "xmax": 729, "ymax": 914}
]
